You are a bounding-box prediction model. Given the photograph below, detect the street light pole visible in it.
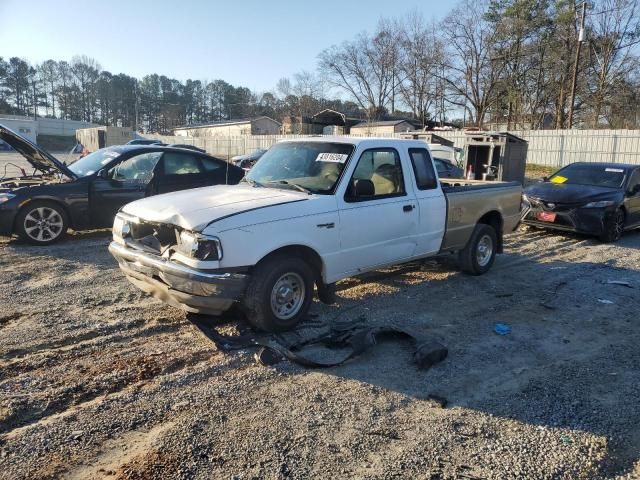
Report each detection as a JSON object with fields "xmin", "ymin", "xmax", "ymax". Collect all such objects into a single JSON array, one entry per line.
[{"xmin": 568, "ymin": 1, "xmax": 587, "ymax": 129}]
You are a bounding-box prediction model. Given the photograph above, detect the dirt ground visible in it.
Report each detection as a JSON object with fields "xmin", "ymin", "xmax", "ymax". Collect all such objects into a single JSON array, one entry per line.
[{"xmin": 0, "ymin": 221, "xmax": 639, "ymax": 479}]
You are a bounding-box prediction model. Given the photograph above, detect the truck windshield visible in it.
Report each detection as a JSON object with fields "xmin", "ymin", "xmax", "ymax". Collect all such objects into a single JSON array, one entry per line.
[{"xmin": 245, "ymin": 142, "xmax": 354, "ymax": 194}]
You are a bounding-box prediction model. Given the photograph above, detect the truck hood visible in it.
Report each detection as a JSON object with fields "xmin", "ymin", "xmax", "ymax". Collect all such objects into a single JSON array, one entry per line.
[
  {"xmin": 121, "ymin": 184, "xmax": 310, "ymax": 231},
  {"xmin": 0, "ymin": 124, "xmax": 77, "ymax": 180}
]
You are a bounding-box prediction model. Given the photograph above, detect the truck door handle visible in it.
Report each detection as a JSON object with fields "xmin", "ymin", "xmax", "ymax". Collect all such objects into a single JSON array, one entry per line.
[{"xmin": 403, "ymin": 205, "xmax": 415, "ymax": 212}]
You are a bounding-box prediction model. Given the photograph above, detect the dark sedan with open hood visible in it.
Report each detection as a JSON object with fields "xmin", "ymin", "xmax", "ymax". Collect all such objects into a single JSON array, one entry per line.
[
  {"xmin": 522, "ymin": 162, "xmax": 640, "ymax": 242},
  {"xmin": 0, "ymin": 124, "xmax": 244, "ymax": 245}
]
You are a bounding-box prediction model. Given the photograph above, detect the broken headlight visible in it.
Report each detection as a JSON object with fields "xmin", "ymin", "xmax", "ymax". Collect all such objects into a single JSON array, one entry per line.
[
  {"xmin": 0, "ymin": 193, "xmax": 16, "ymax": 204},
  {"xmin": 178, "ymin": 230, "xmax": 222, "ymax": 261},
  {"xmin": 113, "ymin": 214, "xmax": 132, "ymax": 239}
]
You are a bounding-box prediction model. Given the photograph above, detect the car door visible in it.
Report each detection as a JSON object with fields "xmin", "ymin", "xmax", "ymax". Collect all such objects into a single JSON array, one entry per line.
[
  {"xmin": 336, "ymin": 147, "xmax": 418, "ymax": 275},
  {"xmin": 90, "ymin": 151, "xmax": 162, "ymax": 227},
  {"xmin": 408, "ymin": 148, "xmax": 447, "ymax": 256},
  {"xmin": 625, "ymin": 168, "xmax": 640, "ymax": 226},
  {"xmin": 154, "ymin": 151, "xmax": 212, "ymax": 194}
]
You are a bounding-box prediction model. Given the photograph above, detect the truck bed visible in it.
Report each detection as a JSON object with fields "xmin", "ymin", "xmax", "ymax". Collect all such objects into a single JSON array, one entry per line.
[{"xmin": 439, "ymin": 179, "xmax": 523, "ymax": 252}]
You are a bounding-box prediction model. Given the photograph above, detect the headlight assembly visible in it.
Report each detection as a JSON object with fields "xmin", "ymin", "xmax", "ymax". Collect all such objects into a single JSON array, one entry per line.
[
  {"xmin": 178, "ymin": 230, "xmax": 222, "ymax": 261},
  {"xmin": 583, "ymin": 200, "xmax": 616, "ymax": 208},
  {"xmin": 0, "ymin": 193, "xmax": 16, "ymax": 204},
  {"xmin": 113, "ymin": 214, "xmax": 131, "ymax": 238}
]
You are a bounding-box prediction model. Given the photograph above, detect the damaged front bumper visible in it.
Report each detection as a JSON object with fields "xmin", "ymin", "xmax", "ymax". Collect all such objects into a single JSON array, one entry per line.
[
  {"xmin": 109, "ymin": 241, "xmax": 249, "ymax": 316},
  {"xmin": 521, "ymin": 202, "xmax": 612, "ymax": 236}
]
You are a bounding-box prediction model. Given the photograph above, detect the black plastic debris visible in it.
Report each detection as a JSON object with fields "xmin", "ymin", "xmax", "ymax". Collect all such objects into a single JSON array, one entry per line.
[{"xmin": 191, "ymin": 316, "xmax": 448, "ymax": 370}]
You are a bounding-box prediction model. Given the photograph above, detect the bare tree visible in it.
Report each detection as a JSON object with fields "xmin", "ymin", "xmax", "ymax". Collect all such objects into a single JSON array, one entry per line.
[
  {"xmin": 319, "ymin": 21, "xmax": 400, "ymax": 119},
  {"xmin": 439, "ymin": 0, "xmax": 506, "ymax": 127},
  {"xmin": 397, "ymin": 12, "xmax": 442, "ymax": 126},
  {"xmin": 586, "ymin": 0, "xmax": 640, "ymax": 127}
]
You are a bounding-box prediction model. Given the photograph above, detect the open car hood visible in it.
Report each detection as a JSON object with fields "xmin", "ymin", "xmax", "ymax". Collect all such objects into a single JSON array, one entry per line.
[{"xmin": 0, "ymin": 124, "xmax": 77, "ymax": 180}]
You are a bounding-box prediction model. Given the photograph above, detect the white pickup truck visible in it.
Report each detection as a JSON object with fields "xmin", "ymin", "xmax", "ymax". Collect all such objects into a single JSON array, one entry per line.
[{"xmin": 109, "ymin": 137, "xmax": 522, "ymax": 331}]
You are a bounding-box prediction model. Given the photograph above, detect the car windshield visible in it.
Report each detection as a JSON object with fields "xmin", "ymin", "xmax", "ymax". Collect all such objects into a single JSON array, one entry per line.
[
  {"xmin": 68, "ymin": 148, "xmax": 121, "ymax": 177},
  {"xmin": 549, "ymin": 164, "xmax": 626, "ymax": 188},
  {"xmin": 245, "ymin": 141, "xmax": 354, "ymax": 194}
]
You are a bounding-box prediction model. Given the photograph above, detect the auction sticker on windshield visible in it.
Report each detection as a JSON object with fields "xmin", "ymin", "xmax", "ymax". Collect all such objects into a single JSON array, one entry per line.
[
  {"xmin": 316, "ymin": 153, "xmax": 348, "ymax": 163},
  {"xmin": 551, "ymin": 175, "xmax": 568, "ymax": 184}
]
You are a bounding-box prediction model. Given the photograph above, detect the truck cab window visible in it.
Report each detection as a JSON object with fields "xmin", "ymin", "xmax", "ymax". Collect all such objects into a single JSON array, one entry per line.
[
  {"xmin": 349, "ymin": 148, "xmax": 405, "ymax": 198},
  {"xmin": 409, "ymin": 148, "xmax": 438, "ymax": 190}
]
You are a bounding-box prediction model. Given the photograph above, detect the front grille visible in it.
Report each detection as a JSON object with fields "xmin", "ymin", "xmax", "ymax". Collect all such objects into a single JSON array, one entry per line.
[{"xmin": 128, "ymin": 221, "xmax": 178, "ymax": 255}]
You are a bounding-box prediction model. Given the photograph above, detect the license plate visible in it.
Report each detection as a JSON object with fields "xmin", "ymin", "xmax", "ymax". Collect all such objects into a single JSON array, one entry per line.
[{"xmin": 536, "ymin": 212, "xmax": 557, "ymax": 222}]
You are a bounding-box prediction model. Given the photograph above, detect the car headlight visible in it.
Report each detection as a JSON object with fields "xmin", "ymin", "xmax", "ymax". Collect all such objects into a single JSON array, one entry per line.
[
  {"xmin": 0, "ymin": 193, "xmax": 16, "ymax": 204},
  {"xmin": 583, "ymin": 200, "xmax": 616, "ymax": 208},
  {"xmin": 113, "ymin": 214, "xmax": 132, "ymax": 238},
  {"xmin": 178, "ymin": 230, "xmax": 222, "ymax": 261}
]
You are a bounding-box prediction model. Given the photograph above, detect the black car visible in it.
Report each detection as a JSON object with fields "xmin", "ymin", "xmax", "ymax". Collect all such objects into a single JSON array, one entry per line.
[
  {"xmin": 522, "ymin": 162, "xmax": 640, "ymax": 242},
  {"xmin": 0, "ymin": 124, "xmax": 244, "ymax": 245},
  {"xmin": 231, "ymin": 149, "xmax": 267, "ymax": 171},
  {"xmin": 126, "ymin": 139, "xmax": 165, "ymax": 146},
  {"xmin": 433, "ymin": 157, "xmax": 464, "ymax": 178}
]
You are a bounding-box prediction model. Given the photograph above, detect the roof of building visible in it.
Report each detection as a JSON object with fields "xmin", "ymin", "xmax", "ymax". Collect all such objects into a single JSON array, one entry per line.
[
  {"xmin": 351, "ymin": 119, "xmax": 415, "ymax": 128},
  {"xmin": 174, "ymin": 116, "xmax": 281, "ymax": 130}
]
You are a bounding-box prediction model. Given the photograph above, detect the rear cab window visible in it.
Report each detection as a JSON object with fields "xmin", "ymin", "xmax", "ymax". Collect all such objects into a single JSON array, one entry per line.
[{"xmin": 409, "ymin": 148, "xmax": 438, "ymax": 190}]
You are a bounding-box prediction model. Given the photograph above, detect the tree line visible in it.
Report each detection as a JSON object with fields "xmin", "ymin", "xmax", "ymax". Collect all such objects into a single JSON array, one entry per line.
[{"xmin": 1, "ymin": 0, "xmax": 639, "ymax": 133}]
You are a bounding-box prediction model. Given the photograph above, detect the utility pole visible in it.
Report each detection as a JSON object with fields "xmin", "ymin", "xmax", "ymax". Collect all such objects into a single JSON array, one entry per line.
[{"xmin": 568, "ymin": 1, "xmax": 587, "ymax": 129}]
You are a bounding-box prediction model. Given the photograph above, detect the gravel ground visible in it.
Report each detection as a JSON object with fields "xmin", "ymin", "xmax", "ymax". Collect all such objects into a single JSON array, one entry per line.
[
  {"xmin": 1, "ymin": 150, "xmax": 640, "ymax": 478},
  {"xmin": 0, "ymin": 225, "xmax": 639, "ymax": 480}
]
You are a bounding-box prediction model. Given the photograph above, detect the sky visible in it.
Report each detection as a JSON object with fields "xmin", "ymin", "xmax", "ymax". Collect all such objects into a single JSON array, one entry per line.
[{"xmin": 0, "ymin": 0, "xmax": 453, "ymax": 93}]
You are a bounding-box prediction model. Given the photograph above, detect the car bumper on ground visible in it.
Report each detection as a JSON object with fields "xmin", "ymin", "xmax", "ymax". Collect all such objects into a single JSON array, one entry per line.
[
  {"xmin": 522, "ymin": 204, "xmax": 613, "ymax": 236},
  {"xmin": 108, "ymin": 241, "xmax": 249, "ymax": 316}
]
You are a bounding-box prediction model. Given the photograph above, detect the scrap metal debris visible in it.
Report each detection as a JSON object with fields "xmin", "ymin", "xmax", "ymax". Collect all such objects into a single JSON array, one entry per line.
[
  {"xmin": 606, "ymin": 280, "xmax": 633, "ymax": 288},
  {"xmin": 494, "ymin": 323, "xmax": 512, "ymax": 335},
  {"xmin": 597, "ymin": 299, "xmax": 614, "ymax": 305}
]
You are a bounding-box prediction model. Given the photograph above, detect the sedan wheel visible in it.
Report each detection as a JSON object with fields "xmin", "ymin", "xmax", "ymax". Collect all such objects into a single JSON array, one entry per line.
[
  {"xmin": 16, "ymin": 202, "xmax": 68, "ymax": 245},
  {"xmin": 599, "ymin": 209, "xmax": 625, "ymax": 243}
]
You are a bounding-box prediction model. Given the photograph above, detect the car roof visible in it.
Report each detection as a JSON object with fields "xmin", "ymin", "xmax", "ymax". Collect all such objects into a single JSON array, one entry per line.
[
  {"xmin": 278, "ymin": 135, "xmax": 430, "ymax": 149},
  {"xmin": 107, "ymin": 144, "xmax": 212, "ymax": 155}
]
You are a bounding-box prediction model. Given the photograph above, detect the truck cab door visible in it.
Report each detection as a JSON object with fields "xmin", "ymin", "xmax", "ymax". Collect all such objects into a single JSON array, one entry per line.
[
  {"xmin": 408, "ymin": 148, "xmax": 447, "ymax": 256},
  {"xmin": 90, "ymin": 151, "xmax": 162, "ymax": 227},
  {"xmin": 336, "ymin": 147, "xmax": 418, "ymax": 275}
]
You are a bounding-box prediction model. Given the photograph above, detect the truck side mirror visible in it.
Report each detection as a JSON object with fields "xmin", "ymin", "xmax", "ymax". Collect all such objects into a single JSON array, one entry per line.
[{"xmin": 353, "ymin": 179, "xmax": 375, "ymax": 197}]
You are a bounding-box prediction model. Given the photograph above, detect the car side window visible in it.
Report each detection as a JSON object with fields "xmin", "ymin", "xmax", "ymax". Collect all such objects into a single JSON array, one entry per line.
[
  {"xmin": 162, "ymin": 152, "xmax": 202, "ymax": 175},
  {"xmin": 347, "ymin": 148, "xmax": 405, "ymax": 200},
  {"xmin": 109, "ymin": 152, "xmax": 162, "ymax": 182},
  {"xmin": 200, "ymin": 157, "xmax": 222, "ymax": 172},
  {"xmin": 409, "ymin": 148, "xmax": 438, "ymax": 190}
]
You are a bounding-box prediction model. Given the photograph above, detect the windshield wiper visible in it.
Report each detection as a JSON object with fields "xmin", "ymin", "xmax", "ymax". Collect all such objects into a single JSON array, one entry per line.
[
  {"xmin": 241, "ymin": 177, "xmax": 263, "ymax": 187},
  {"xmin": 264, "ymin": 180, "xmax": 312, "ymax": 194}
]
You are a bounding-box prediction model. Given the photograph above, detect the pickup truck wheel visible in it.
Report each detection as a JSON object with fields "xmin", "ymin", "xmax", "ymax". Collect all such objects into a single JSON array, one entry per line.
[
  {"xmin": 242, "ymin": 254, "xmax": 314, "ymax": 332},
  {"xmin": 459, "ymin": 224, "xmax": 497, "ymax": 275},
  {"xmin": 15, "ymin": 201, "xmax": 68, "ymax": 245}
]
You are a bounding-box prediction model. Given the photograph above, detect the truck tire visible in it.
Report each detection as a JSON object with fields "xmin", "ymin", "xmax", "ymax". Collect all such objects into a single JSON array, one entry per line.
[
  {"xmin": 459, "ymin": 224, "xmax": 497, "ymax": 275},
  {"xmin": 15, "ymin": 201, "xmax": 68, "ymax": 245},
  {"xmin": 242, "ymin": 254, "xmax": 315, "ymax": 332}
]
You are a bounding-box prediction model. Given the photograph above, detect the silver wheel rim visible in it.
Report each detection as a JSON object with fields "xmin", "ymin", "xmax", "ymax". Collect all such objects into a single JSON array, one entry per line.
[
  {"xmin": 23, "ymin": 207, "xmax": 64, "ymax": 242},
  {"xmin": 270, "ymin": 272, "xmax": 305, "ymax": 320},
  {"xmin": 476, "ymin": 234, "xmax": 493, "ymax": 267}
]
